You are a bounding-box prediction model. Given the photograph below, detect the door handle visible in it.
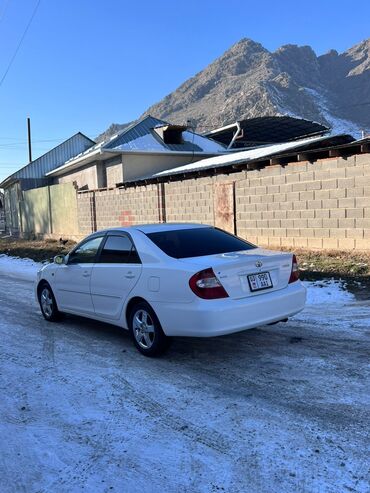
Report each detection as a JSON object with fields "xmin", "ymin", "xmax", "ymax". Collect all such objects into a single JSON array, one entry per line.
[
  {"xmin": 125, "ymin": 275, "xmax": 135, "ymax": 279},
  {"xmin": 82, "ymin": 272, "xmax": 90, "ymax": 278}
]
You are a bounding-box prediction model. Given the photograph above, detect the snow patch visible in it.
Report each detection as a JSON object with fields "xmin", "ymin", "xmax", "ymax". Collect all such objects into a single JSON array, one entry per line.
[
  {"xmin": 0, "ymin": 255, "xmax": 41, "ymax": 282},
  {"xmin": 269, "ymin": 83, "xmax": 363, "ymax": 139},
  {"xmin": 294, "ymin": 279, "xmax": 360, "ymax": 330},
  {"xmin": 304, "ymin": 279, "xmax": 355, "ymax": 305}
]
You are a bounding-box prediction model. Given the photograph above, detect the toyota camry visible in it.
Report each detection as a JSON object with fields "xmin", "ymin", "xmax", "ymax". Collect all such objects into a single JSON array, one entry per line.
[{"xmin": 36, "ymin": 223, "xmax": 306, "ymax": 356}]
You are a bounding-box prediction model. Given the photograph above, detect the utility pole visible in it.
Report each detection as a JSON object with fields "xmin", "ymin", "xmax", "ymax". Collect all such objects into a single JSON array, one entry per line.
[{"xmin": 27, "ymin": 117, "xmax": 32, "ymax": 163}]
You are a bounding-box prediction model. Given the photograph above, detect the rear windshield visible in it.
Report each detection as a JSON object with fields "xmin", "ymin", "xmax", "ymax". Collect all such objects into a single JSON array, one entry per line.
[{"xmin": 146, "ymin": 227, "xmax": 257, "ymax": 259}]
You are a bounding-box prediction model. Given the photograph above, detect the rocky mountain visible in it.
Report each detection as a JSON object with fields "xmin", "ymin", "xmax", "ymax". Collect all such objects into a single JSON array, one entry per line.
[
  {"xmin": 96, "ymin": 122, "xmax": 133, "ymax": 144},
  {"xmin": 97, "ymin": 38, "xmax": 370, "ymax": 141}
]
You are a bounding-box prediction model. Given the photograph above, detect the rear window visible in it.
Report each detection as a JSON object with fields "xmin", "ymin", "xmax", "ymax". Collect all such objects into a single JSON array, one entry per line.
[{"xmin": 146, "ymin": 227, "xmax": 256, "ymax": 259}]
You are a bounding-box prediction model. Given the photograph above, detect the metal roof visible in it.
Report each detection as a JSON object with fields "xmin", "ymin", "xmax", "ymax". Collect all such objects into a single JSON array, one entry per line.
[
  {"xmin": 205, "ymin": 116, "xmax": 329, "ymax": 148},
  {"xmin": 46, "ymin": 116, "xmax": 227, "ymax": 178},
  {"xmin": 0, "ymin": 132, "xmax": 95, "ymax": 188},
  {"xmin": 105, "ymin": 115, "xmax": 226, "ymax": 153},
  {"xmin": 121, "ymin": 134, "xmax": 356, "ymax": 185}
]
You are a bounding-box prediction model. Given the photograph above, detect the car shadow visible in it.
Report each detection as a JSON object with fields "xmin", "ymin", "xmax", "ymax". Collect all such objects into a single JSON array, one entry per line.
[{"xmin": 59, "ymin": 310, "xmax": 298, "ymax": 363}]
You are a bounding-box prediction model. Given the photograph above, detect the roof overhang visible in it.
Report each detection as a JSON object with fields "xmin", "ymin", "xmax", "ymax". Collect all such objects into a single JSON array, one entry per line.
[
  {"xmin": 106, "ymin": 149, "xmax": 226, "ymax": 157},
  {"xmin": 45, "ymin": 148, "xmax": 117, "ymax": 177},
  {"xmin": 46, "ymin": 148, "xmax": 227, "ymax": 178},
  {"xmin": 0, "ymin": 176, "xmax": 17, "ymax": 190}
]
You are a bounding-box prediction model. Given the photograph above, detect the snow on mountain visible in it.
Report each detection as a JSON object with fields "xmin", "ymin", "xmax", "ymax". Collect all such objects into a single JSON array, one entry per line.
[{"xmin": 303, "ymin": 88, "xmax": 364, "ymax": 137}]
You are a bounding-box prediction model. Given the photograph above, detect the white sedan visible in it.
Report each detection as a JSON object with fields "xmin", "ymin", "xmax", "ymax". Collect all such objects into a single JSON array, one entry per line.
[{"xmin": 36, "ymin": 223, "xmax": 306, "ymax": 356}]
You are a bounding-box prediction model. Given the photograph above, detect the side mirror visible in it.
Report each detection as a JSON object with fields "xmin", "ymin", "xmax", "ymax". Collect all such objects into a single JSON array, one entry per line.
[{"xmin": 54, "ymin": 254, "xmax": 66, "ymax": 265}]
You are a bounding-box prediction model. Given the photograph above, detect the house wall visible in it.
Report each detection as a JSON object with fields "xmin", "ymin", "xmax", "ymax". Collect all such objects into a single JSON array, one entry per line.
[
  {"xmin": 55, "ymin": 162, "xmax": 100, "ymax": 190},
  {"xmin": 122, "ymin": 154, "xmax": 209, "ymax": 182},
  {"xmin": 76, "ymin": 153, "xmax": 370, "ymax": 250},
  {"xmin": 105, "ymin": 157, "xmax": 123, "ymax": 188}
]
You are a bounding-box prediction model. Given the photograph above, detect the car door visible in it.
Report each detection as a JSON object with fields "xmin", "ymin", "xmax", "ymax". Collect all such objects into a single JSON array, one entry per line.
[
  {"xmin": 90, "ymin": 233, "xmax": 142, "ymax": 320},
  {"xmin": 54, "ymin": 235, "xmax": 104, "ymax": 315}
]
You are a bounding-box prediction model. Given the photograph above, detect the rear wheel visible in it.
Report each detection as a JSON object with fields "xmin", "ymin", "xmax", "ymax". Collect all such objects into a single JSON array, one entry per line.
[
  {"xmin": 129, "ymin": 301, "xmax": 170, "ymax": 357},
  {"xmin": 38, "ymin": 283, "xmax": 61, "ymax": 322}
]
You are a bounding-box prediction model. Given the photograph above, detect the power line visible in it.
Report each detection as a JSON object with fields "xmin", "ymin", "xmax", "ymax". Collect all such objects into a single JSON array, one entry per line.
[
  {"xmin": 0, "ymin": 138, "xmax": 73, "ymax": 147},
  {"xmin": 0, "ymin": 0, "xmax": 41, "ymax": 89},
  {"xmin": 0, "ymin": 0, "xmax": 12, "ymax": 26}
]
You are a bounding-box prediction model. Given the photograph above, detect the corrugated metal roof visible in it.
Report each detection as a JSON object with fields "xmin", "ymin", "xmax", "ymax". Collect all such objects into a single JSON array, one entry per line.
[
  {"xmin": 205, "ymin": 116, "xmax": 329, "ymax": 147},
  {"xmin": 0, "ymin": 133, "xmax": 95, "ymax": 188},
  {"xmin": 140, "ymin": 134, "xmax": 354, "ymax": 179},
  {"xmin": 105, "ymin": 115, "xmax": 226, "ymax": 153}
]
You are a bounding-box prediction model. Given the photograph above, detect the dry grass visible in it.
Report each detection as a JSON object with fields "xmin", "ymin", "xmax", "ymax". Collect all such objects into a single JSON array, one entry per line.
[
  {"xmin": 277, "ymin": 247, "xmax": 370, "ymax": 277},
  {"xmin": 0, "ymin": 236, "xmax": 76, "ymax": 263}
]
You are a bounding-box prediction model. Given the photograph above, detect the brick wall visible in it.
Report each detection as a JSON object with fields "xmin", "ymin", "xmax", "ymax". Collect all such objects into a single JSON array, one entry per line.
[{"xmin": 76, "ymin": 153, "xmax": 370, "ymax": 250}]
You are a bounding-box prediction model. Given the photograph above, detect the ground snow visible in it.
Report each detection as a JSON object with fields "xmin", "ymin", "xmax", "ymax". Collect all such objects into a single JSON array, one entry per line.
[
  {"xmin": 1, "ymin": 255, "xmax": 369, "ymax": 493},
  {"xmin": 303, "ymin": 279, "xmax": 355, "ymax": 305},
  {"xmin": 0, "ymin": 254, "xmax": 40, "ymax": 282}
]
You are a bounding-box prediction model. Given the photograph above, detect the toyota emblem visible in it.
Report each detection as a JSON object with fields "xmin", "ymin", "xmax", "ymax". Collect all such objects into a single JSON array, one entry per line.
[{"xmin": 255, "ymin": 260, "xmax": 263, "ymax": 268}]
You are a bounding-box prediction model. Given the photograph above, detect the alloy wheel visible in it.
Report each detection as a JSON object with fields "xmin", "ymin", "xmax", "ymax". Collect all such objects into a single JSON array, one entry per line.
[
  {"xmin": 41, "ymin": 287, "xmax": 53, "ymax": 318},
  {"xmin": 132, "ymin": 309, "xmax": 155, "ymax": 349}
]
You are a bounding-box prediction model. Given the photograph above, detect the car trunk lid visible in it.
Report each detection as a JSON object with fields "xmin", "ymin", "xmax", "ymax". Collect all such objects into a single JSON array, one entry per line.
[{"xmin": 180, "ymin": 248, "xmax": 293, "ymax": 300}]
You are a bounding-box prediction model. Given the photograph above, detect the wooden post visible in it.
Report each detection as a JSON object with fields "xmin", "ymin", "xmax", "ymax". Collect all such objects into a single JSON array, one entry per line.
[{"xmin": 27, "ymin": 117, "xmax": 32, "ymax": 163}]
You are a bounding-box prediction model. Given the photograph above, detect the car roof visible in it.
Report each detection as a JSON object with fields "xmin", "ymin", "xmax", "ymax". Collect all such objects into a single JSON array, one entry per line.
[
  {"xmin": 133, "ymin": 223, "xmax": 210, "ymax": 234},
  {"xmin": 96, "ymin": 223, "xmax": 210, "ymax": 235}
]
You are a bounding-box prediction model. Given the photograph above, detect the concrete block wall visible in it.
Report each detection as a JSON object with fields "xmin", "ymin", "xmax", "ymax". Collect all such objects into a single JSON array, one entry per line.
[
  {"xmin": 236, "ymin": 155, "xmax": 370, "ymax": 250},
  {"xmin": 165, "ymin": 177, "xmax": 215, "ymax": 224},
  {"xmin": 76, "ymin": 192, "xmax": 95, "ymax": 236},
  {"xmin": 77, "ymin": 185, "xmax": 160, "ymax": 236},
  {"xmin": 76, "ymin": 153, "xmax": 370, "ymax": 250}
]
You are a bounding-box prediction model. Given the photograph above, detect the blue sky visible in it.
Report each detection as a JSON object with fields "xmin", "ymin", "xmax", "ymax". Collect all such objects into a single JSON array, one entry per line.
[{"xmin": 0, "ymin": 0, "xmax": 369, "ymax": 182}]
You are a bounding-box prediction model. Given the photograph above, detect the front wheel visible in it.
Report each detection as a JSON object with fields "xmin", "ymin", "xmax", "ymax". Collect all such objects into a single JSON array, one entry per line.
[
  {"xmin": 129, "ymin": 302, "xmax": 170, "ymax": 357},
  {"xmin": 38, "ymin": 283, "xmax": 61, "ymax": 322}
]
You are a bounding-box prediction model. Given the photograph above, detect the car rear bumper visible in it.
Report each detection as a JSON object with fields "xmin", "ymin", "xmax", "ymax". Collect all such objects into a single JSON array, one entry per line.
[{"xmin": 152, "ymin": 281, "xmax": 306, "ymax": 337}]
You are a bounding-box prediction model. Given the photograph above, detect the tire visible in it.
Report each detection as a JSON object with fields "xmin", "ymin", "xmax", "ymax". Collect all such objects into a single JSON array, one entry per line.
[
  {"xmin": 38, "ymin": 283, "xmax": 61, "ymax": 322},
  {"xmin": 128, "ymin": 301, "xmax": 170, "ymax": 357}
]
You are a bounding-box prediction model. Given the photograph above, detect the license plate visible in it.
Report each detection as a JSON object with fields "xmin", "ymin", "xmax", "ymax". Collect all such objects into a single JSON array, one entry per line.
[{"xmin": 247, "ymin": 272, "xmax": 273, "ymax": 292}]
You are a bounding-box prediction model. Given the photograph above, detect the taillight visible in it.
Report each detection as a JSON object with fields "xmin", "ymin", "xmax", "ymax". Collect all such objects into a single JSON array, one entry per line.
[
  {"xmin": 189, "ymin": 268, "xmax": 229, "ymax": 299},
  {"xmin": 289, "ymin": 254, "xmax": 300, "ymax": 283}
]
